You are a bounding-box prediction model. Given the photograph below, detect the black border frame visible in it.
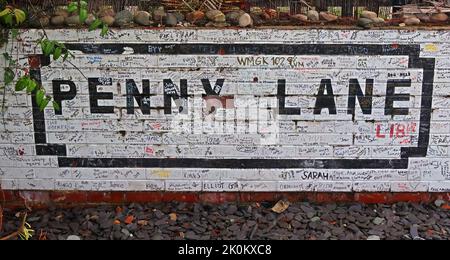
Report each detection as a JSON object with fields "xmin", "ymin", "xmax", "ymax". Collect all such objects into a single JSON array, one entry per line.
[{"xmin": 31, "ymin": 43, "xmax": 435, "ymax": 169}]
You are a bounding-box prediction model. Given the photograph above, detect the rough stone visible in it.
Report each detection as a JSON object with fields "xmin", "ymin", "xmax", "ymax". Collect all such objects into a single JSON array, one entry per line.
[
  {"xmin": 360, "ymin": 11, "xmax": 378, "ymax": 20},
  {"xmin": 310, "ymin": 216, "xmax": 321, "ymax": 222},
  {"xmin": 239, "ymin": 13, "xmax": 253, "ymax": 27},
  {"xmin": 265, "ymin": 9, "xmax": 278, "ymax": 20},
  {"xmin": 367, "ymin": 235, "xmax": 381, "ymax": 240},
  {"xmin": 121, "ymin": 228, "xmax": 131, "ymax": 237},
  {"xmin": 435, "ymin": 199, "xmax": 445, "ymax": 207},
  {"xmin": 357, "ymin": 18, "xmax": 374, "ymax": 29},
  {"xmin": 134, "ymin": 11, "xmax": 152, "ymax": 26},
  {"xmin": 431, "ymin": 12, "xmax": 448, "ymax": 23},
  {"xmin": 417, "ymin": 14, "xmax": 431, "ymax": 23},
  {"xmin": 29, "ymin": 15, "xmax": 50, "ymax": 28},
  {"xmin": 404, "ymin": 17, "xmax": 421, "ymax": 26},
  {"xmin": 206, "ymin": 10, "xmax": 226, "ymax": 23},
  {"xmin": 98, "ymin": 6, "xmax": 115, "ymax": 18},
  {"xmin": 249, "ymin": 13, "xmax": 264, "ymax": 26},
  {"xmin": 101, "ymin": 16, "xmax": 115, "ymax": 26},
  {"xmin": 319, "ymin": 12, "xmax": 338, "ymax": 22},
  {"xmin": 410, "ymin": 224, "xmax": 420, "ymax": 239},
  {"xmin": 291, "ymin": 14, "xmax": 308, "ymax": 22},
  {"xmin": 185, "ymin": 231, "xmax": 200, "ymax": 240},
  {"xmin": 307, "ymin": 10, "xmax": 319, "ymax": 21},
  {"xmin": 164, "ymin": 13, "xmax": 178, "ymax": 27},
  {"xmin": 66, "ymin": 235, "xmax": 81, "ymax": 240},
  {"xmin": 186, "ymin": 11, "xmax": 205, "ymax": 23},
  {"xmin": 65, "ymin": 15, "xmax": 82, "ymax": 26},
  {"xmin": 51, "ymin": 16, "xmax": 66, "ymax": 26},
  {"xmin": 372, "ymin": 17, "xmax": 385, "ymax": 24},
  {"xmin": 226, "ymin": 11, "xmax": 245, "ymax": 25},
  {"xmin": 115, "ymin": 10, "xmax": 134, "ymax": 27},
  {"xmin": 373, "ymin": 217, "xmax": 386, "ymax": 225},
  {"xmin": 54, "ymin": 9, "xmax": 69, "ymax": 18},
  {"xmin": 173, "ymin": 12, "xmax": 185, "ymax": 23},
  {"xmin": 153, "ymin": 7, "xmax": 166, "ymax": 22}
]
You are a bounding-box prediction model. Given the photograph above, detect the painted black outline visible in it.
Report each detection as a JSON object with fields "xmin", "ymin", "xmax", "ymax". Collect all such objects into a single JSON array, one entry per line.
[{"xmin": 33, "ymin": 43, "xmax": 435, "ymax": 169}]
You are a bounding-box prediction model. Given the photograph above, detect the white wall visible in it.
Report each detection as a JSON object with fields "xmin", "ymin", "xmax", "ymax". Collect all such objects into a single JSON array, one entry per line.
[{"xmin": 0, "ymin": 28, "xmax": 449, "ymax": 192}]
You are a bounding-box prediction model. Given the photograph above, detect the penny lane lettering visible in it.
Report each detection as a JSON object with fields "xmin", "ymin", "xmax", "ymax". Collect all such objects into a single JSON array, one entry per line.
[
  {"xmin": 54, "ymin": 77, "xmax": 412, "ymax": 118},
  {"xmin": 1, "ymin": 29, "xmax": 449, "ymax": 193}
]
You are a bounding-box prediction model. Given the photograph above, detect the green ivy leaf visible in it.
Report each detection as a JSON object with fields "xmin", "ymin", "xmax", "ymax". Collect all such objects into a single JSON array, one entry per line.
[
  {"xmin": 0, "ymin": 8, "xmax": 12, "ymax": 18},
  {"xmin": 26, "ymin": 77, "xmax": 37, "ymax": 93},
  {"xmin": 52, "ymin": 101, "xmax": 61, "ymax": 111},
  {"xmin": 39, "ymin": 97, "xmax": 50, "ymax": 111},
  {"xmin": 15, "ymin": 76, "xmax": 28, "ymax": 91},
  {"xmin": 42, "ymin": 40, "xmax": 55, "ymax": 57},
  {"xmin": 53, "ymin": 47, "xmax": 62, "ymax": 60},
  {"xmin": 4, "ymin": 13, "xmax": 13, "ymax": 26},
  {"xmin": 14, "ymin": 9, "xmax": 26, "ymax": 25},
  {"xmin": 79, "ymin": 8, "xmax": 88, "ymax": 23},
  {"xmin": 68, "ymin": 2, "xmax": 78, "ymax": 13},
  {"xmin": 80, "ymin": 1, "xmax": 88, "ymax": 9},
  {"xmin": 89, "ymin": 19, "xmax": 102, "ymax": 31},
  {"xmin": 101, "ymin": 24, "xmax": 109, "ymax": 37},
  {"xmin": 36, "ymin": 88, "xmax": 45, "ymax": 106},
  {"xmin": 4, "ymin": 67, "xmax": 14, "ymax": 86}
]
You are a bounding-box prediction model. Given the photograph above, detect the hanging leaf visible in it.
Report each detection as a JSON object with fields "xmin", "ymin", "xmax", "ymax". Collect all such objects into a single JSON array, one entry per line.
[
  {"xmin": 41, "ymin": 40, "xmax": 55, "ymax": 57},
  {"xmin": 80, "ymin": 0, "xmax": 88, "ymax": 9},
  {"xmin": 0, "ymin": 8, "xmax": 12, "ymax": 18},
  {"xmin": 4, "ymin": 13, "xmax": 13, "ymax": 26},
  {"xmin": 39, "ymin": 97, "xmax": 50, "ymax": 111},
  {"xmin": 14, "ymin": 9, "xmax": 26, "ymax": 25},
  {"xmin": 4, "ymin": 67, "xmax": 15, "ymax": 86},
  {"xmin": 15, "ymin": 76, "xmax": 28, "ymax": 91},
  {"xmin": 79, "ymin": 9, "xmax": 88, "ymax": 23},
  {"xmin": 36, "ymin": 89, "xmax": 45, "ymax": 106},
  {"xmin": 68, "ymin": 2, "xmax": 78, "ymax": 13},
  {"xmin": 52, "ymin": 101, "xmax": 61, "ymax": 111},
  {"xmin": 89, "ymin": 19, "xmax": 102, "ymax": 31},
  {"xmin": 26, "ymin": 78, "xmax": 37, "ymax": 93},
  {"xmin": 53, "ymin": 47, "xmax": 62, "ymax": 60},
  {"xmin": 101, "ymin": 24, "xmax": 109, "ymax": 37}
]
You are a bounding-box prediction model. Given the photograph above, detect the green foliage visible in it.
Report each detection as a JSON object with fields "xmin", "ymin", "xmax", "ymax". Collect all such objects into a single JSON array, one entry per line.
[
  {"xmin": 15, "ymin": 76, "xmax": 32, "ymax": 91},
  {"xmin": 88, "ymin": 18, "xmax": 102, "ymax": 31},
  {"xmin": 1, "ymin": 0, "xmax": 108, "ymax": 112},
  {"xmin": 68, "ymin": 0, "xmax": 89, "ymax": 24},
  {"xmin": 3, "ymin": 67, "xmax": 14, "ymax": 85},
  {"xmin": 39, "ymin": 39, "xmax": 74, "ymax": 61},
  {"xmin": 0, "ymin": 6, "xmax": 26, "ymax": 27}
]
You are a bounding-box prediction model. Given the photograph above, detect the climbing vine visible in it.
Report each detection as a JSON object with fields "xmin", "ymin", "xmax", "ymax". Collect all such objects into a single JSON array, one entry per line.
[{"xmin": 0, "ymin": 0, "xmax": 107, "ymax": 112}]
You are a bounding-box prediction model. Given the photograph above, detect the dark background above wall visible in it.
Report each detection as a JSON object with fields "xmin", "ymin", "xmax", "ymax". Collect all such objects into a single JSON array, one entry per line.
[{"xmin": 10, "ymin": 0, "xmax": 430, "ymax": 16}]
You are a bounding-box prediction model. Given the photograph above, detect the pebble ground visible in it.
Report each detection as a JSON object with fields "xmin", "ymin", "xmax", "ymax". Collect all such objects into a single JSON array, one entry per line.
[{"xmin": 1, "ymin": 202, "xmax": 449, "ymax": 240}]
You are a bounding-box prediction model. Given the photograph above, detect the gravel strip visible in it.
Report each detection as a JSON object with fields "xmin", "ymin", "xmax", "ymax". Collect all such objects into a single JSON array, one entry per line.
[{"xmin": 1, "ymin": 202, "xmax": 449, "ymax": 240}]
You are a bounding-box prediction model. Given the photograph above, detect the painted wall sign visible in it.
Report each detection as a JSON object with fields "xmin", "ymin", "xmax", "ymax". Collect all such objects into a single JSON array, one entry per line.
[{"xmin": 0, "ymin": 29, "xmax": 449, "ymax": 193}]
